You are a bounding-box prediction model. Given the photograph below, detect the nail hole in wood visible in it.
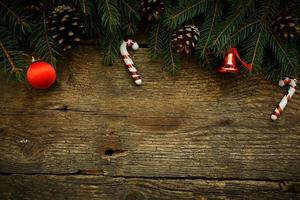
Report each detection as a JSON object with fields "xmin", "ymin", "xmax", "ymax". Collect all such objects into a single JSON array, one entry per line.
[
  {"xmin": 60, "ymin": 105, "xmax": 69, "ymax": 111},
  {"xmin": 104, "ymin": 148, "xmax": 114, "ymax": 156}
]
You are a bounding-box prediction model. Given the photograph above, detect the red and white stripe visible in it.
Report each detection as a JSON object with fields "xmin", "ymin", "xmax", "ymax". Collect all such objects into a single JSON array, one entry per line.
[
  {"xmin": 120, "ymin": 39, "xmax": 142, "ymax": 85},
  {"xmin": 271, "ymin": 77, "xmax": 297, "ymax": 120}
]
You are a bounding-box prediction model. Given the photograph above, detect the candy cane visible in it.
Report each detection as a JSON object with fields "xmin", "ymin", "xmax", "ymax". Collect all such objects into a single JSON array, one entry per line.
[
  {"xmin": 271, "ymin": 77, "xmax": 297, "ymax": 120},
  {"xmin": 120, "ymin": 39, "xmax": 142, "ymax": 85}
]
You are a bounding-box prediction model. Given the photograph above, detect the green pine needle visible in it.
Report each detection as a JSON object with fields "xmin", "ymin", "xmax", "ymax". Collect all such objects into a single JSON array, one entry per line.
[
  {"xmin": 0, "ymin": 27, "xmax": 28, "ymax": 82},
  {"xmin": 196, "ymin": 1, "xmax": 223, "ymax": 60},
  {"xmin": 0, "ymin": 0, "xmax": 32, "ymax": 39},
  {"xmin": 165, "ymin": 0, "xmax": 208, "ymax": 29},
  {"xmin": 29, "ymin": 9, "xmax": 60, "ymax": 67},
  {"xmin": 96, "ymin": 0, "xmax": 120, "ymax": 33},
  {"xmin": 161, "ymin": 31, "xmax": 180, "ymax": 74},
  {"xmin": 148, "ymin": 21, "xmax": 163, "ymax": 58}
]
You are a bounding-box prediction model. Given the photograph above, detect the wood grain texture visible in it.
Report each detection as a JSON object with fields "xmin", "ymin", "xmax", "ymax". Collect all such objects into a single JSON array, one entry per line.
[
  {"xmin": 0, "ymin": 175, "xmax": 300, "ymax": 200},
  {"xmin": 0, "ymin": 46, "xmax": 299, "ymax": 182}
]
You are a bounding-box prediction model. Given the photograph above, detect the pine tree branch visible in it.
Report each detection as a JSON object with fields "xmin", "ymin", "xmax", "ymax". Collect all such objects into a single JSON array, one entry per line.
[
  {"xmin": 250, "ymin": 27, "xmax": 263, "ymax": 66},
  {"xmin": 211, "ymin": 13, "xmax": 240, "ymax": 48},
  {"xmin": 268, "ymin": 30, "xmax": 297, "ymax": 69},
  {"xmin": 0, "ymin": 0, "xmax": 31, "ymax": 43},
  {"xmin": 0, "ymin": 1, "xmax": 29, "ymax": 29},
  {"xmin": 199, "ymin": 2, "xmax": 219, "ymax": 57},
  {"xmin": 161, "ymin": 32, "xmax": 180, "ymax": 74},
  {"xmin": 29, "ymin": 8, "xmax": 60, "ymax": 67},
  {"xmin": 103, "ymin": 34, "xmax": 119, "ymax": 65},
  {"xmin": 96, "ymin": 0, "xmax": 120, "ymax": 33},
  {"xmin": 0, "ymin": 40, "xmax": 22, "ymax": 74},
  {"xmin": 230, "ymin": 20, "xmax": 259, "ymax": 42},
  {"xmin": 168, "ymin": 42, "xmax": 176, "ymax": 73},
  {"xmin": 166, "ymin": 0, "xmax": 207, "ymax": 28},
  {"xmin": 153, "ymin": 22, "xmax": 161, "ymax": 55},
  {"xmin": 103, "ymin": 39, "xmax": 113, "ymax": 65},
  {"xmin": 82, "ymin": 0, "xmax": 87, "ymax": 14},
  {"xmin": 42, "ymin": 10, "xmax": 54, "ymax": 66},
  {"xmin": 149, "ymin": 21, "xmax": 162, "ymax": 57},
  {"xmin": 120, "ymin": 0, "xmax": 139, "ymax": 18}
]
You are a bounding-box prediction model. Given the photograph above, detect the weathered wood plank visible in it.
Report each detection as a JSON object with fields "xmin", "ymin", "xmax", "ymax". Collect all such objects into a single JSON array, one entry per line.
[
  {"xmin": 0, "ymin": 175, "xmax": 300, "ymax": 200},
  {"xmin": 0, "ymin": 46, "xmax": 299, "ymax": 180}
]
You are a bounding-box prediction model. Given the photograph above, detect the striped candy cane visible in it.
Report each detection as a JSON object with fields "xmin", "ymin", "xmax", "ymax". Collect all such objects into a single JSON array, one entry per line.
[
  {"xmin": 271, "ymin": 77, "xmax": 297, "ymax": 120},
  {"xmin": 120, "ymin": 39, "xmax": 142, "ymax": 85}
]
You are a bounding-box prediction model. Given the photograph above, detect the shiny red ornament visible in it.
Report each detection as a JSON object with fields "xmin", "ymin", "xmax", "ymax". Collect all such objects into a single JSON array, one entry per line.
[
  {"xmin": 27, "ymin": 61, "xmax": 56, "ymax": 89},
  {"xmin": 217, "ymin": 48, "xmax": 252, "ymax": 73}
]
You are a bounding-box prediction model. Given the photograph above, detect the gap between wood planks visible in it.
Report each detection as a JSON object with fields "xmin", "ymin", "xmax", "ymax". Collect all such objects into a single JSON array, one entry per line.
[{"xmin": 0, "ymin": 172, "xmax": 300, "ymax": 194}]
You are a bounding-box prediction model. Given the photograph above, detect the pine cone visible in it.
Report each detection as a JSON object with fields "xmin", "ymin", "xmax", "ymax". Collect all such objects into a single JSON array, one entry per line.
[
  {"xmin": 171, "ymin": 25, "xmax": 200, "ymax": 54},
  {"xmin": 48, "ymin": 5, "xmax": 84, "ymax": 51},
  {"xmin": 272, "ymin": 8, "xmax": 299, "ymax": 39},
  {"xmin": 141, "ymin": 0, "xmax": 165, "ymax": 21}
]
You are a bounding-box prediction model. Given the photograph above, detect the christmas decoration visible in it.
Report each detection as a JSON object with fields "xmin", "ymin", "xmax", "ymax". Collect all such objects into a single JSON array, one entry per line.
[
  {"xmin": 1, "ymin": 0, "xmax": 300, "ymax": 83},
  {"xmin": 271, "ymin": 77, "xmax": 297, "ymax": 120},
  {"xmin": 26, "ymin": 60, "xmax": 56, "ymax": 89},
  {"xmin": 171, "ymin": 25, "xmax": 200, "ymax": 54},
  {"xmin": 217, "ymin": 48, "xmax": 252, "ymax": 73},
  {"xmin": 120, "ymin": 39, "xmax": 142, "ymax": 85},
  {"xmin": 48, "ymin": 5, "xmax": 84, "ymax": 51},
  {"xmin": 271, "ymin": 8, "xmax": 300, "ymax": 39},
  {"xmin": 141, "ymin": 0, "xmax": 165, "ymax": 21}
]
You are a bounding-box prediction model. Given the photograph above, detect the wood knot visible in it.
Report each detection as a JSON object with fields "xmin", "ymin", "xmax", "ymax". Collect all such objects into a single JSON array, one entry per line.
[
  {"xmin": 0, "ymin": 127, "xmax": 5, "ymax": 133},
  {"xmin": 104, "ymin": 148, "xmax": 115, "ymax": 156},
  {"xmin": 101, "ymin": 148, "xmax": 128, "ymax": 161},
  {"xmin": 218, "ymin": 119, "xmax": 234, "ymax": 126},
  {"xmin": 121, "ymin": 191, "xmax": 146, "ymax": 200}
]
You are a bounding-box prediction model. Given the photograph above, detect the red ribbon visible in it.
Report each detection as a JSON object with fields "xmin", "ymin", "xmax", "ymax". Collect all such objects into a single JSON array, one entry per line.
[{"xmin": 230, "ymin": 48, "xmax": 253, "ymax": 71}]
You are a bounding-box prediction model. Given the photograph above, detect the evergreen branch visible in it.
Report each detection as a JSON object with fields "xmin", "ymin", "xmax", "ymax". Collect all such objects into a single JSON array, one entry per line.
[
  {"xmin": 210, "ymin": 13, "xmax": 240, "ymax": 48},
  {"xmin": 0, "ymin": 0, "xmax": 31, "ymax": 37},
  {"xmin": 70, "ymin": 0, "xmax": 92, "ymax": 15},
  {"xmin": 210, "ymin": 0, "xmax": 255, "ymax": 52},
  {"xmin": 96, "ymin": 0, "xmax": 120, "ymax": 33},
  {"xmin": 168, "ymin": 43, "xmax": 176, "ymax": 72},
  {"xmin": 103, "ymin": 34, "xmax": 120, "ymax": 65},
  {"xmin": 82, "ymin": 0, "xmax": 87, "ymax": 14},
  {"xmin": 165, "ymin": 0, "xmax": 207, "ymax": 28},
  {"xmin": 268, "ymin": 29, "xmax": 298, "ymax": 71},
  {"xmin": 149, "ymin": 21, "xmax": 162, "ymax": 58},
  {"xmin": 250, "ymin": 27, "xmax": 263, "ymax": 66},
  {"xmin": 153, "ymin": 22, "xmax": 161, "ymax": 55},
  {"xmin": 103, "ymin": 39, "xmax": 114, "ymax": 65},
  {"xmin": 42, "ymin": 11, "xmax": 54, "ymax": 65},
  {"xmin": 0, "ymin": 40, "xmax": 22, "ymax": 74},
  {"xmin": 0, "ymin": 1, "xmax": 20, "ymax": 23},
  {"xmin": 161, "ymin": 31, "xmax": 180, "ymax": 74},
  {"xmin": 242, "ymin": 24, "xmax": 266, "ymax": 74},
  {"xmin": 217, "ymin": 20, "xmax": 260, "ymax": 52},
  {"xmin": 0, "ymin": 26, "xmax": 28, "ymax": 82},
  {"xmin": 29, "ymin": 9, "xmax": 60, "ymax": 67},
  {"xmin": 197, "ymin": 1, "xmax": 220, "ymax": 59},
  {"xmin": 120, "ymin": 0, "xmax": 140, "ymax": 19},
  {"xmin": 119, "ymin": 0, "xmax": 140, "ymax": 34}
]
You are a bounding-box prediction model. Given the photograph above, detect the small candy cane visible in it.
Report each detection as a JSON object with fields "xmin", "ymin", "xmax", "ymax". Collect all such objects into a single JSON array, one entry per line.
[
  {"xmin": 120, "ymin": 39, "xmax": 142, "ymax": 85},
  {"xmin": 271, "ymin": 77, "xmax": 297, "ymax": 120}
]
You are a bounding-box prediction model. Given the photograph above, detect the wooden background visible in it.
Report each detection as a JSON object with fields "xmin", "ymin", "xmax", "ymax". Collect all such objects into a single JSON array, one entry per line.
[{"xmin": 0, "ymin": 46, "xmax": 299, "ymax": 199}]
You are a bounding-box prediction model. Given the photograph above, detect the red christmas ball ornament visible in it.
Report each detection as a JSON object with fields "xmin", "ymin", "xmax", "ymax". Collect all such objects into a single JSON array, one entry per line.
[{"xmin": 27, "ymin": 61, "xmax": 56, "ymax": 89}]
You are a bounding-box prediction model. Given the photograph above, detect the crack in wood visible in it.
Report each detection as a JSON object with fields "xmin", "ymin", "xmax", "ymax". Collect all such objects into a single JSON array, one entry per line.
[{"xmin": 0, "ymin": 173, "xmax": 300, "ymax": 194}]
